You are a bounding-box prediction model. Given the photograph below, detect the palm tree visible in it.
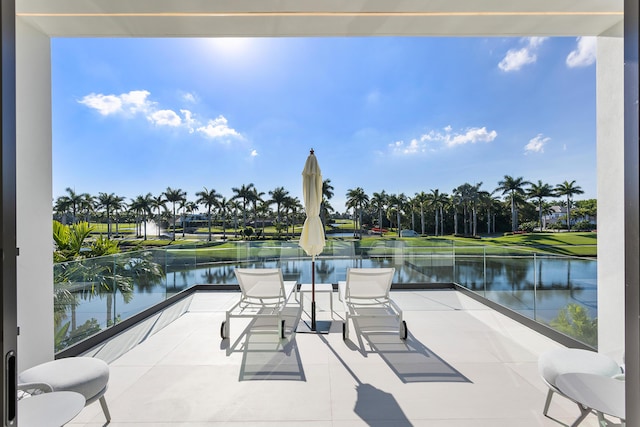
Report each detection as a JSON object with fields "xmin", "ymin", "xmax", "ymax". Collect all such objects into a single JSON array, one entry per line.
[
  {"xmin": 268, "ymin": 186, "xmax": 290, "ymax": 234},
  {"xmin": 231, "ymin": 183, "xmax": 255, "ymax": 228},
  {"xmin": 539, "ymin": 201, "xmax": 556, "ymax": 230},
  {"xmin": 128, "ymin": 196, "xmax": 142, "ymax": 238},
  {"xmin": 478, "ymin": 191, "xmax": 501, "ymax": 234},
  {"xmin": 150, "ymin": 194, "xmax": 167, "ymax": 238},
  {"xmin": 321, "ymin": 179, "xmax": 334, "ymax": 235},
  {"xmin": 129, "ymin": 193, "xmax": 153, "ymax": 239},
  {"xmin": 96, "ymin": 192, "xmax": 118, "ymax": 239},
  {"xmin": 427, "ymin": 189, "xmax": 448, "ymax": 236},
  {"xmin": 414, "ymin": 191, "xmax": 429, "ymax": 235},
  {"xmin": 320, "ymin": 199, "xmax": 334, "ymax": 237},
  {"xmin": 112, "ymin": 196, "xmax": 126, "ymax": 238},
  {"xmin": 370, "ymin": 191, "xmax": 388, "ymax": 235},
  {"xmin": 229, "ymin": 200, "xmax": 241, "ymax": 238},
  {"xmin": 163, "ymin": 187, "xmax": 187, "ymax": 240},
  {"xmin": 57, "ymin": 187, "xmax": 90, "ymax": 224},
  {"xmin": 555, "ymin": 180, "xmax": 584, "ymax": 231},
  {"xmin": 388, "ymin": 193, "xmax": 407, "ymax": 237},
  {"xmin": 283, "ymin": 196, "xmax": 302, "ymax": 237},
  {"xmin": 257, "ymin": 199, "xmax": 272, "ymax": 237},
  {"xmin": 196, "ymin": 187, "xmax": 221, "ymax": 241},
  {"xmin": 218, "ymin": 197, "xmax": 231, "ymax": 240},
  {"xmin": 453, "ymin": 184, "xmax": 474, "ymax": 236},
  {"xmin": 53, "ymin": 197, "xmax": 71, "ymax": 224},
  {"xmin": 527, "ymin": 180, "xmax": 555, "ymax": 231},
  {"xmin": 450, "ymin": 192, "xmax": 462, "ymax": 235},
  {"xmin": 496, "ymin": 175, "xmax": 531, "ymax": 232},
  {"xmin": 346, "ymin": 187, "xmax": 369, "ymax": 237},
  {"xmin": 249, "ymin": 187, "xmax": 264, "ymax": 229},
  {"xmin": 469, "ymin": 183, "xmax": 484, "ymax": 236},
  {"xmin": 408, "ymin": 196, "xmax": 418, "ymax": 233},
  {"xmin": 180, "ymin": 200, "xmax": 198, "ymax": 238},
  {"xmin": 79, "ymin": 193, "xmax": 95, "ymax": 224}
]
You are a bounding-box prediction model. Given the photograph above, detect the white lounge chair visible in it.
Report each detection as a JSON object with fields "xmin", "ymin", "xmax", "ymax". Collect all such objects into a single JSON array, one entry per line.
[
  {"xmin": 18, "ymin": 356, "xmax": 111, "ymax": 422},
  {"xmin": 338, "ymin": 267, "xmax": 407, "ymax": 340},
  {"xmin": 538, "ymin": 348, "xmax": 623, "ymax": 424},
  {"xmin": 220, "ymin": 268, "xmax": 296, "ymax": 340}
]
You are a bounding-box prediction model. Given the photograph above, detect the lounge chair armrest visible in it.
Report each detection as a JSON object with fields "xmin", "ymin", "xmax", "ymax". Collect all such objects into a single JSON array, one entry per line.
[
  {"xmin": 338, "ymin": 281, "xmax": 346, "ymax": 302},
  {"xmin": 389, "ymin": 298, "xmax": 403, "ymax": 315},
  {"xmin": 283, "ymin": 281, "xmax": 297, "ymax": 299}
]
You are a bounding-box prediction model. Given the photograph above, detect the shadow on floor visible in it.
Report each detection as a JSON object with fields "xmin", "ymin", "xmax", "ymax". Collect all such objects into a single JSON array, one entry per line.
[
  {"xmin": 221, "ymin": 305, "xmax": 306, "ymax": 381},
  {"xmin": 319, "ymin": 333, "xmax": 414, "ymax": 426},
  {"xmin": 350, "ymin": 318, "xmax": 470, "ymax": 383}
]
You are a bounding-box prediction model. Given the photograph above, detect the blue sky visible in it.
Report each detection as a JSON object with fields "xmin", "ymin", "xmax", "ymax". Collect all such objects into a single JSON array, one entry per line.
[{"xmin": 52, "ymin": 36, "xmax": 596, "ymax": 212}]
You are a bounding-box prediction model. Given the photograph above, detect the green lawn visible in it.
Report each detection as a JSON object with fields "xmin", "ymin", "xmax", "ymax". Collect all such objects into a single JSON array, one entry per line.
[
  {"xmin": 476, "ymin": 232, "xmax": 597, "ymax": 257},
  {"xmin": 357, "ymin": 232, "xmax": 597, "ymax": 257},
  {"xmin": 98, "ymin": 221, "xmax": 596, "ymax": 258},
  {"xmin": 165, "ymin": 232, "xmax": 596, "ymax": 261}
]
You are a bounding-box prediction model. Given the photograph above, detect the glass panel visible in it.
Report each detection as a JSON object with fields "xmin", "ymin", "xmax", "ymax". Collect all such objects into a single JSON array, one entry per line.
[{"xmin": 54, "ymin": 239, "xmax": 598, "ymax": 352}]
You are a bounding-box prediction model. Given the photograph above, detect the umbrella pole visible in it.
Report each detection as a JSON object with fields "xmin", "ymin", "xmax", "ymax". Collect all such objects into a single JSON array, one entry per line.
[{"xmin": 311, "ymin": 255, "xmax": 316, "ymax": 331}]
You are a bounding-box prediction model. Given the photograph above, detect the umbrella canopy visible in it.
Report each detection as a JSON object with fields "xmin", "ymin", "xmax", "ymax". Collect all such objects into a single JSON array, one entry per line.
[{"xmin": 299, "ymin": 150, "xmax": 325, "ymax": 258}]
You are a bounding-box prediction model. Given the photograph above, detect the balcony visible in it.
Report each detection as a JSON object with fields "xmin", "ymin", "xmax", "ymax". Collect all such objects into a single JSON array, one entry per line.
[{"xmin": 66, "ymin": 288, "xmax": 608, "ymax": 426}]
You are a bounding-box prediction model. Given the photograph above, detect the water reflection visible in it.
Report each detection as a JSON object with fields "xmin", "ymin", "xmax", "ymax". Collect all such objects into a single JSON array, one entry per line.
[{"xmin": 55, "ymin": 246, "xmax": 598, "ymax": 352}]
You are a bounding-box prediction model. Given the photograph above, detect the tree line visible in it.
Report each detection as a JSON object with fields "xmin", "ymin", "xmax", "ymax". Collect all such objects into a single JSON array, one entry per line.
[{"xmin": 53, "ymin": 175, "xmax": 594, "ymax": 241}]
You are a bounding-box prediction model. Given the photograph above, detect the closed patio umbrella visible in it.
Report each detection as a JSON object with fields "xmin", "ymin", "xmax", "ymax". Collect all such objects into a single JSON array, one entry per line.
[{"xmin": 299, "ymin": 149, "xmax": 326, "ymax": 331}]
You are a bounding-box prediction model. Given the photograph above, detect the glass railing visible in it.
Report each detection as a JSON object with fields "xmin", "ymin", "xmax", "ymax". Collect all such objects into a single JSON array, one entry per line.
[{"xmin": 54, "ymin": 238, "xmax": 597, "ymax": 352}]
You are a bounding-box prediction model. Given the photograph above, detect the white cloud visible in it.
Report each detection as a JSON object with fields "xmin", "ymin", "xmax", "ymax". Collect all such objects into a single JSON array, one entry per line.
[
  {"xmin": 181, "ymin": 109, "xmax": 196, "ymax": 133},
  {"xmin": 390, "ymin": 125, "xmax": 497, "ymax": 155},
  {"xmin": 566, "ymin": 37, "xmax": 596, "ymax": 68},
  {"xmin": 120, "ymin": 90, "xmax": 152, "ymax": 113},
  {"xmin": 498, "ymin": 37, "xmax": 548, "ymax": 72},
  {"xmin": 196, "ymin": 115, "xmax": 241, "ymax": 139},
  {"xmin": 524, "ymin": 134, "xmax": 550, "ymax": 154},
  {"xmin": 498, "ymin": 48, "xmax": 536, "ymax": 72},
  {"xmin": 80, "ymin": 90, "xmax": 243, "ymax": 141},
  {"xmin": 446, "ymin": 127, "xmax": 497, "ymax": 147},
  {"xmin": 78, "ymin": 93, "xmax": 123, "ymax": 115},
  {"xmin": 250, "ymin": 149, "xmax": 258, "ymax": 157},
  {"xmin": 148, "ymin": 109, "xmax": 182, "ymax": 127},
  {"xmin": 79, "ymin": 90, "xmax": 152, "ymax": 116},
  {"xmin": 389, "ymin": 139, "xmax": 426, "ymax": 155},
  {"xmin": 182, "ymin": 92, "xmax": 197, "ymax": 103},
  {"xmin": 527, "ymin": 37, "xmax": 547, "ymax": 48}
]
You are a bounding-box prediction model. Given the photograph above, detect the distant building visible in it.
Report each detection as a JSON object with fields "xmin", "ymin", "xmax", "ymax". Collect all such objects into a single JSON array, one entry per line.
[{"xmin": 543, "ymin": 205, "xmax": 597, "ymax": 229}]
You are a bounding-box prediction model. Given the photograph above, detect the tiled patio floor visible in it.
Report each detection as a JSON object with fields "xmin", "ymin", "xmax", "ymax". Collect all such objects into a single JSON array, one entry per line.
[{"xmin": 68, "ymin": 289, "xmax": 612, "ymax": 426}]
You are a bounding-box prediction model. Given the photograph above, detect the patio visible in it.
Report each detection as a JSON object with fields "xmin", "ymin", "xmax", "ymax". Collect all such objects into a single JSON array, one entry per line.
[{"xmin": 66, "ymin": 289, "xmax": 610, "ymax": 426}]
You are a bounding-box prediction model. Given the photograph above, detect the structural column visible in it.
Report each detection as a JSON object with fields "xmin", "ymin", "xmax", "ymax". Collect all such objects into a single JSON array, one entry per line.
[
  {"xmin": 596, "ymin": 33, "xmax": 625, "ymax": 360},
  {"xmin": 15, "ymin": 18, "xmax": 54, "ymax": 369}
]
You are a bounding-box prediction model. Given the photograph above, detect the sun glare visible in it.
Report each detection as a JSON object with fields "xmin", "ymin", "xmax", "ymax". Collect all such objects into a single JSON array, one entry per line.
[{"xmin": 202, "ymin": 38, "xmax": 254, "ymax": 58}]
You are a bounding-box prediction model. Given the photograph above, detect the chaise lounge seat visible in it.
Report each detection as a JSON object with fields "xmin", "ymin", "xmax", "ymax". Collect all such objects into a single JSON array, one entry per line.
[{"xmin": 19, "ymin": 356, "xmax": 111, "ymax": 422}]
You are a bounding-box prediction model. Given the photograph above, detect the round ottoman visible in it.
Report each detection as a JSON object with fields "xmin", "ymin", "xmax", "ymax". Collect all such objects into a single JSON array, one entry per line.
[
  {"xmin": 538, "ymin": 348, "xmax": 620, "ymax": 416},
  {"xmin": 19, "ymin": 357, "xmax": 111, "ymax": 421}
]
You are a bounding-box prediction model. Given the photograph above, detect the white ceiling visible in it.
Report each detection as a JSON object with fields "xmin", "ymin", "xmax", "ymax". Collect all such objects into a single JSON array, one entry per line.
[{"xmin": 17, "ymin": 0, "xmax": 623, "ymax": 38}]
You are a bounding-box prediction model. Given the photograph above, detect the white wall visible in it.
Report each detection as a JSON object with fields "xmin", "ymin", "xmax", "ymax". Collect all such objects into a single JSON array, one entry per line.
[
  {"xmin": 597, "ymin": 35, "xmax": 625, "ymax": 361},
  {"xmin": 16, "ymin": 18, "xmax": 53, "ymax": 369}
]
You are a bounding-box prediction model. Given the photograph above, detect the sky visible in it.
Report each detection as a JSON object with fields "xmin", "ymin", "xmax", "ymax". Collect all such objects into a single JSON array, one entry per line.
[{"xmin": 52, "ymin": 36, "xmax": 597, "ymax": 212}]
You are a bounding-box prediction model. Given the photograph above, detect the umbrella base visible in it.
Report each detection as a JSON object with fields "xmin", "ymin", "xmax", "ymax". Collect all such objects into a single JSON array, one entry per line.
[{"xmin": 295, "ymin": 320, "xmax": 332, "ymax": 334}]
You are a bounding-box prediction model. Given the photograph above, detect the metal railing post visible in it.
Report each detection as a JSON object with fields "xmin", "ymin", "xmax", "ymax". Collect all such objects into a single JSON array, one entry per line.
[
  {"xmin": 483, "ymin": 246, "xmax": 487, "ymax": 297},
  {"xmin": 533, "ymin": 253, "xmax": 537, "ymax": 321}
]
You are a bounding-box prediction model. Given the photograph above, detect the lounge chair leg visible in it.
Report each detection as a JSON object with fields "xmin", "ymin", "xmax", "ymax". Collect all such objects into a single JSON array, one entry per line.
[
  {"xmin": 569, "ymin": 404, "xmax": 592, "ymax": 427},
  {"xmin": 543, "ymin": 388, "xmax": 554, "ymax": 416},
  {"xmin": 99, "ymin": 395, "xmax": 111, "ymax": 422}
]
